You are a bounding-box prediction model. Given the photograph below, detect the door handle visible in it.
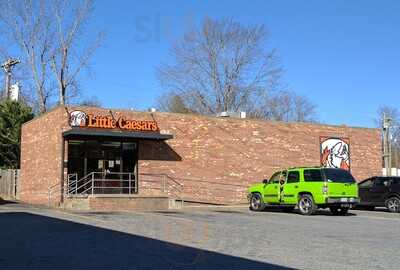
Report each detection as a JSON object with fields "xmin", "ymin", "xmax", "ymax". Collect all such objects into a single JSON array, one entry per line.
[
  {"xmin": 275, "ymin": 186, "xmax": 277, "ymax": 189},
  {"xmin": 294, "ymin": 185, "xmax": 298, "ymax": 188}
]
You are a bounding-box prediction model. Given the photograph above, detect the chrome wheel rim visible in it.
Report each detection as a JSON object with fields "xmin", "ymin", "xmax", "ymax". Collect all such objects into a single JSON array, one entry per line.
[
  {"xmin": 299, "ymin": 197, "xmax": 312, "ymax": 213},
  {"xmin": 387, "ymin": 199, "xmax": 399, "ymax": 212},
  {"xmin": 251, "ymin": 195, "xmax": 261, "ymax": 209}
]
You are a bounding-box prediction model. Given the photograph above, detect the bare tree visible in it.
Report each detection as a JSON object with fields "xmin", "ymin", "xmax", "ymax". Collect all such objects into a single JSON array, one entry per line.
[
  {"xmin": 78, "ymin": 95, "xmax": 102, "ymax": 107},
  {"xmin": 157, "ymin": 93, "xmax": 191, "ymax": 114},
  {"xmin": 247, "ymin": 90, "xmax": 316, "ymax": 122},
  {"xmin": 157, "ymin": 18, "xmax": 280, "ymax": 114},
  {"xmin": 50, "ymin": 0, "xmax": 103, "ymax": 106},
  {"xmin": 0, "ymin": 0, "xmax": 102, "ymax": 113},
  {"xmin": 157, "ymin": 17, "xmax": 316, "ymax": 122},
  {"xmin": 0, "ymin": 0, "xmax": 54, "ymax": 113},
  {"xmin": 375, "ymin": 106, "xmax": 400, "ymax": 128}
]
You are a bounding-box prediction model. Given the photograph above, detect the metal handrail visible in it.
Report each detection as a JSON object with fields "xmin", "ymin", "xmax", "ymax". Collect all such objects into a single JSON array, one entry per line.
[
  {"xmin": 139, "ymin": 173, "xmax": 184, "ymax": 206},
  {"xmin": 66, "ymin": 172, "xmax": 136, "ymax": 196},
  {"xmin": 67, "ymin": 172, "xmax": 94, "ymax": 195},
  {"xmin": 66, "ymin": 171, "xmax": 246, "ymax": 204},
  {"xmin": 67, "ymin": 173, "xmax": 78, "ymax": 193},
  {"xmin": 47, "ymin": 181, "xmax": 63, "ymax": 207},
  {"xmin": 139, "ymin": 173, "xmax": 248, "ymax": 204}
]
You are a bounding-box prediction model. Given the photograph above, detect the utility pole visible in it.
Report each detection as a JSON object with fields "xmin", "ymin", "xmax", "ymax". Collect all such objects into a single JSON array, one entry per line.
[
  {"xmin": 395, "ymin": 139, "xmax": 399, "ymax": 176},
  {"xmin": 383, "ymin": 113, "xmax": 392, "ymax": 176},
  {"xmin": 1, "ymin": 58, "xmax": 20, "ymax": 99},
  {"xmin": 393, "ymin": 131, "xmax": 399, "ymax": 176}
]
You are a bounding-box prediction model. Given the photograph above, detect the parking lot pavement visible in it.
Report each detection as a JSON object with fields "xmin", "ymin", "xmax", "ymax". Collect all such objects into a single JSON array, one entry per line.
[{"xmin": 0, "ymin": 202, "xmax": 399, "ymax": 270}]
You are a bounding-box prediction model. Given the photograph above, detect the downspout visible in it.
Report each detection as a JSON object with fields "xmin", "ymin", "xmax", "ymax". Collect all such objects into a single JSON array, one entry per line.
[{"xmin": 60, "ymin": 135, "xmax": 65, "ymax": 205}]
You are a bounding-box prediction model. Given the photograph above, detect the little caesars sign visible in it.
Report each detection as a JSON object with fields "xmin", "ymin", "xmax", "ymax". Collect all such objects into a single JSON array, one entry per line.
[{"xmin": 69, "ymin": 110, "xmax": 159, "ymax": 132}]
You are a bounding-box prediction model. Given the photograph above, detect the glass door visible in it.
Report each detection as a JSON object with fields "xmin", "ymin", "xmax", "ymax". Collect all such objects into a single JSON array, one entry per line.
[
  {"xmin": 122, "ymin": 142, "xmax": 138, "ymax": 193},
  {"xmin": 68, "ymin": 138, "xmax": 138, "ymax": 194}
]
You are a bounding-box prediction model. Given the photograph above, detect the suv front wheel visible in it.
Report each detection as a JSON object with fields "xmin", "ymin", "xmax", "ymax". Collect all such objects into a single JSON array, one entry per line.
[
  {"xmin": 298, "ymin": 194, "xmax": 316, "ymax": 215},
  {"xmin": 250, "ymin": 193, "xmax": 265, "ymax": 211}
]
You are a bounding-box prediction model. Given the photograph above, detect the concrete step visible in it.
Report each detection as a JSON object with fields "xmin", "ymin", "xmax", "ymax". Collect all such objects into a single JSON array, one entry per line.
[{"xmin": 63, "ymin": 195, "xmax": 183, "ymax": 211}]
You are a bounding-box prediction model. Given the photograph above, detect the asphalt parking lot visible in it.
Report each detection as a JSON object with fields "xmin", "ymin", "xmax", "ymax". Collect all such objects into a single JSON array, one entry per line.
[{"xmin": 0, "ymin": 201, "xmax": 399, "ymax": 270}]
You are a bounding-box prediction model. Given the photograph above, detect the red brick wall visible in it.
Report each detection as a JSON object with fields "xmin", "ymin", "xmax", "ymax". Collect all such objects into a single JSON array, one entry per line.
[
  {"xmin": 19, "ymin": 107, "xmax": 67, "ymax": 205},
  {"xmin": 139, "ymin": 112, "xmax": 382, "ymax": 203},
  {"xmin": 19, "ymin": 106, "xmax": 382, "ymax": 205}
]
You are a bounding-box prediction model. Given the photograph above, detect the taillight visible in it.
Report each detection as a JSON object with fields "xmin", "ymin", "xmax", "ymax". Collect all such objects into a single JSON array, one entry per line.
[{"xmin": 322, "ymin": 185, "xmax": 328, "ymax": 194}]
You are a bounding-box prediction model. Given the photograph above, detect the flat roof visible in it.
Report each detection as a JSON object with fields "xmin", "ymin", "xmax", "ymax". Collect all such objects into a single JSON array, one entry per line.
[{"xmin": 63, "ymin": 128, "xmax": 173, "ymax": 140}]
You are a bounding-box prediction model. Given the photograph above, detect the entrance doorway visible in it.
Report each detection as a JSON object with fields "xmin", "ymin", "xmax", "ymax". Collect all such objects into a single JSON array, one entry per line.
[{"xmin": 67, "ymin": 138, "xmax": 138, "ymax": 194}]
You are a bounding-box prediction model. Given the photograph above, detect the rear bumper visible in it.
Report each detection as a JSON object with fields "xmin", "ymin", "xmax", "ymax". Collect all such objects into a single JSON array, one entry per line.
[{"xmin": 326, "ymin": 197, "xmax": 359, "ymax": 204}]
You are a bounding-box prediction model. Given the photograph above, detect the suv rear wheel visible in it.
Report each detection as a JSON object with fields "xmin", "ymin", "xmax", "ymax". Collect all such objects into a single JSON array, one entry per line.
[
  {"xmin": 385, "ymin": 197, "xmax": 400, "ymax": 213},
  {"xmin": 330, "ymin": 206, "xmax": 349, "ymax": 215},
  {"xmin": 298, "ymin": 194, "xmax": 316, "ymax": 215},
  {"xmin": 250, "ymin": 193, "xmax": 265, "ymax": 211}
]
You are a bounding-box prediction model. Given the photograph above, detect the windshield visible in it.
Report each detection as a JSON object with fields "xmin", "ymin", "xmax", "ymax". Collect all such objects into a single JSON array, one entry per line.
[{"xmin": 322, "ymin": 168, "xmax": 355, "ymax": 183}]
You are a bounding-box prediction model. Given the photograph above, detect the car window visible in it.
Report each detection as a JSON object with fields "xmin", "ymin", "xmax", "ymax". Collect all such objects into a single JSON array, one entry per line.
[
  {"xmin": 322, "ymin": 168, "xmax": 356, "ymax": 183},
  {"xmin": 303, "ymin": 169, "xmax": 323, "ymax": 182},
  {"xmin": 359, "ymin": 179, "xmax": 373, "ymax": 188},
  {"xmin": 287, "ymin": 171, "xmax": 300, "ymax": 183},
  {"xmin": 269, "ymin": 172, "xmax": 281, "ymax": 184},
  {"xmin": 391, "ymin": 178, "xmax": 400, "ymax": 185},
  {"xmin": 375, "ymin": 178, "xmax": 390, "ymax": 187}
]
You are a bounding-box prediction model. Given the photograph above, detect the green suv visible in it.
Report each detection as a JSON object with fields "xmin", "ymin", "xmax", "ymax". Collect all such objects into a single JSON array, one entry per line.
[{"xmin": 248, "ymin": 167, "xmax": 359, "ymax": 215}]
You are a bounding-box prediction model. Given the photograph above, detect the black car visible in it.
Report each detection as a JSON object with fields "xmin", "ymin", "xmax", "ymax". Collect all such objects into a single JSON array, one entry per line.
[{"xmin": 358, "ymin": 176, "xmax": 400, "ymax": 213}]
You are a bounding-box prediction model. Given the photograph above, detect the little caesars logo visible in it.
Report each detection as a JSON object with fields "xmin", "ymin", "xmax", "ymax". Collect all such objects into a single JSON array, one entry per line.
[
  {"xmin": 69, "ymin": 111, "xmax": 87, "ymax": 127},
  {"xmin": 68, "ymin": 110, "xmax": 159, "ymax": 132}
]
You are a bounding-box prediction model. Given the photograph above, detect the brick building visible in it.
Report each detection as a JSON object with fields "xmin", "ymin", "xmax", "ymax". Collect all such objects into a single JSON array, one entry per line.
[{"xmin": 19, "ymin": 106, "xmax": 382, "ymax": 210}]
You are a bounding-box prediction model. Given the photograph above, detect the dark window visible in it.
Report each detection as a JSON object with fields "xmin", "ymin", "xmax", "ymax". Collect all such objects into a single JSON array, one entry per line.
[
  {"xmin": 270, "ymin": 171, "xmax": 286, "ymax": 184},
  {"xmin": 359, "ymin": 179, "xmax": 373, "ymax": 188},
  {"xmin": 287, "ymin": 171, "xmax": 300, "ymax": 183},
  {"xmin": 391, "ymin": 178, "xmax": 400, "ymax": 185},
  {"xmin": 67, "ymin": 140, "xmax": 85, "ymax": 179},
  {"xmin": 322, "ymin": 168, "xmax": 356, "ymax": 183},
  {"xmin": 303, "ymin": 169, "xmax": 323, "ymax": 182},
  {"xmin": 375, "ymin": 178, "xmax": 390, "ymax": 187},
  {"xmin": 269, "ymin": 172, "xmax": 281, "ymax": 184}
]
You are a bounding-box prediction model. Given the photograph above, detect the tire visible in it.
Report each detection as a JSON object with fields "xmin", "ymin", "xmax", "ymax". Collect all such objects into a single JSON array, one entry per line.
[
  {"xmin": 298, "ymin": 194, "xmax": 316, "ymax": 215},
  {"xmin": 330, "ymin": 206, "xmax": 349, "ymax": 216},
  {"xmin": 282, "ymin": 206, "xmax": 295, "ymax": 213},
  {"xmin": 385, "ymin": 197, "xmax": 400, "ymax": 213},
  {"xmin": 249, "ymin": 193, "xmax": 265, "ymax": 211}
]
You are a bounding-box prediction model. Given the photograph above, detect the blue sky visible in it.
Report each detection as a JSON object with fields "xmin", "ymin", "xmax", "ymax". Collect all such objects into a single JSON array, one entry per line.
[{"xmin": 80, "ymin": 0, "xmax": 400, "ymax": 128}]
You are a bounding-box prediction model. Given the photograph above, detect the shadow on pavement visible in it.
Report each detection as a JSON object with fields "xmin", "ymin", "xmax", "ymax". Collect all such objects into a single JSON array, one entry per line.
[
  {"xmin": 261, "ymin": 207, "xmax": 357, "ymax": 216},
  {"xmin": 0, "ymin": 199, "xmax": 17, "ymax": 205},
  {"xmin": 0, "ymin": 212, "xmax": 293, "ymax": 270}
]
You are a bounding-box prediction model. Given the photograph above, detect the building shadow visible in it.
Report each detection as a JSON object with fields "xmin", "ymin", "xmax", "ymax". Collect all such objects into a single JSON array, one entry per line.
[
  {"xmin": 0, "ymin": 212, "xmax": 293, "ymax": 270},
  {"xmin": 139, "ymin": 140, "xmax": 182, "ymax": 161}
]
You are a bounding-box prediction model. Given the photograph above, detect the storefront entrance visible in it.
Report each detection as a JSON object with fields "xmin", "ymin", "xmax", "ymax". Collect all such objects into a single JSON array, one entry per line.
[{"xmin": 67, "ymin": 138, "xmax": 138, "ymax": 194}]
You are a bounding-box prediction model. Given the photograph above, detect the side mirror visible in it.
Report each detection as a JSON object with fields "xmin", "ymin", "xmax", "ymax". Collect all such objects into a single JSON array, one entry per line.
[{"xmin": 262, "ymin": 179, "xmax": 269, "ymax": 184}]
